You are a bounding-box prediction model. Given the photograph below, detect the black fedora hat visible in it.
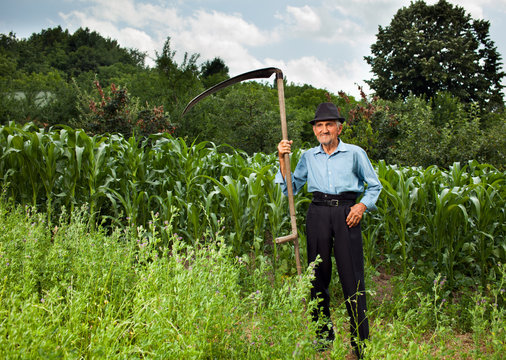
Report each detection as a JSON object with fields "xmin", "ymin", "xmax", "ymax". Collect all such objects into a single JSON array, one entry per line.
[{"xmin": 309, "ymin": 102, "xmax": 345, "ymax": 125}]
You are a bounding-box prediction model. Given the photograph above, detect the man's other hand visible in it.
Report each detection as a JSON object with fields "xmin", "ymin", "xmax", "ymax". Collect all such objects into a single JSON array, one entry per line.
[{"xmin": 346, "ymin": 203, "xmax": 367, "ymax": 228}]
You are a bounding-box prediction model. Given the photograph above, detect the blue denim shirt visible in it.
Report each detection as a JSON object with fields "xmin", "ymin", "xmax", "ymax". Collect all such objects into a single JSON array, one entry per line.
[{"xmin": 275, "ymin": 140, "xmax": 382, "ymax": 211}]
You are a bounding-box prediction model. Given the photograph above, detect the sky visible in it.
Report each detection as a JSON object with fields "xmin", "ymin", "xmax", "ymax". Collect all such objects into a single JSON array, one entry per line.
[{"xmin": 1, "ymin": 0, "xmax": 506, "ymax": 98}]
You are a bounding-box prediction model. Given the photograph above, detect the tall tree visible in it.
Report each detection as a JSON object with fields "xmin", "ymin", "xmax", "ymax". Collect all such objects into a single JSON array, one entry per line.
[
  {"xmin": 1, "ymin": 27, "xmax": 146, "ymax": 77},
  {"xmin": 365, "ymin": 0, "xmax": 505, "ymax": 110},
  {"xmin": 155, "ymin": 37, "xmax": 202, "ymax": 118},
  {"xmin": 200, "ymin": 57, "xmax": 229, "ymax": 88}
]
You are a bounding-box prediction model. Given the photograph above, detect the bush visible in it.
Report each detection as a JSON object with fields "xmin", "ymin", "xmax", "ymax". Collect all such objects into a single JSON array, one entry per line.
[
  {"xmin": 74, "ymin": 79, "xmax": 175, "ymax": 138},
  {"xmin": 378, "ymin": 93, "xmax": 494, "ymax": 168}
]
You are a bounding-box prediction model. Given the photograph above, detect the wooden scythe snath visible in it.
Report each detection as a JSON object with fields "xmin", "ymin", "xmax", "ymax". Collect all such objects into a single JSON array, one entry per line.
[{"xmin": 182, "ymin": 67, "xmax": 302, "ymax": 275}]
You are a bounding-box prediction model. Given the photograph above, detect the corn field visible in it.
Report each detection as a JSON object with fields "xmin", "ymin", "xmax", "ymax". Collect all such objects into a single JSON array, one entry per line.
[{"xmin": 1, "ymin": 122, "xmax": 504, "ymax": 286}]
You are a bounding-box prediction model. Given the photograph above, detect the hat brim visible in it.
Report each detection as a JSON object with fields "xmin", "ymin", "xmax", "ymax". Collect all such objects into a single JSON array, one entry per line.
[{"xmin": 309, "ymin": 117, "xmax": 345, "ymax": 125}]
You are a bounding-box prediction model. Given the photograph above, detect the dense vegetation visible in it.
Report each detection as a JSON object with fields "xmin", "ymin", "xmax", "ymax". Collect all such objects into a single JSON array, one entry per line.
[
  {"xmin": 0, "ymin": 203, "xmax": 321, "ymax": 358},
  {"xmin": 0, "ymin": 2, "xmax": 505, "ymax": 356},
  {"xmin": 365, "ymin": 0, "xmax": 505, "ymax": 109},
  {"xmin": 1, "ymin": 200, "xmax": 504, "ymax": 359},
  {"xmin": 0, "ymin": 125, "xmax": 504, "ymax": 358},
  {"xmin": 1, "ymin": 24, "xmax": 504, "ymax": 169},
  {"xmin": 0, "ymin": 123, "xmax": 504, "ymax": 289}
]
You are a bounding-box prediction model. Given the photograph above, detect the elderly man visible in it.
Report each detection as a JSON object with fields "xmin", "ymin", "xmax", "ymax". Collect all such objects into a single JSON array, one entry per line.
[{"xmin": 275, "ymin": 102, "xmax": 382, "ymax": 358}]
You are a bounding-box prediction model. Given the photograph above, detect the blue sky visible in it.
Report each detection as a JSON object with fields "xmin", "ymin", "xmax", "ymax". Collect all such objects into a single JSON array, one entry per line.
[{"xmin": 1, "ymin": 0, "xmax": 505, "ymax": 98}]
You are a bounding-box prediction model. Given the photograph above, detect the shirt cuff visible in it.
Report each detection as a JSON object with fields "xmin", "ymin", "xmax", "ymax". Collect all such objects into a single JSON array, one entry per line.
[
  {"xmin": 274, "ymin": 169, "xmax": 285, "ymax": 184},
  {"xmin": 360, "ymin": 199, "xmax": 377, "ymax": 212}
]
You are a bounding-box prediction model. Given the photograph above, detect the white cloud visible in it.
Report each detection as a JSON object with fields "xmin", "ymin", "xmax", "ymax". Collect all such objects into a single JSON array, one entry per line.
[
  {"xmin": 274, "ymin": 3, "xmax": 376, "ymax": 47},
  {"xmin": 54, "ymin": 0, "xmax": 505, "ymax": 98},
  {"xmin": 87, "ymin": 0, "xmax": 137, "ymax": 24},
  {"xmin": 285, "ymin": 5, "xmax": 321, "ymax": 32},
  {"xmin": 180, "ymin": 9, "xmax": 272, "ymax": 47},
  {"xmin": 59, "ymin": 10, "xmax": 117, "ymax": 35},
  {"xmin": 59, "ymin": 10, "xmax": 158, "ymax": 55},
  {"xmin": 117, "ymin": 27, "xmax": 157, "ymax": 53},
  {"xmin": 59, "ymin": 3, "xmax": 273, "ymax": 71},
  {"xmin": 83, "ymin": 0, "xmax": 182, "ymax": 29},
  {"xmin": 264, "ymin": 56, "xmax": 371, "ymax": 98},
  {"xmin": 171, "ymin": 9, "xmax": 274, "ymax": 74}
]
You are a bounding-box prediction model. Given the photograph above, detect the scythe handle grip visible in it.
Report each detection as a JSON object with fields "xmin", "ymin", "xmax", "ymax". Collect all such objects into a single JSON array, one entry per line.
[
  {"xmin": 275, "ymin": 233, "xmax": 298, "ymax": 244},
  {"xmin": 276, "ymin": 72, "xmax": 289, "ymax": 141}
]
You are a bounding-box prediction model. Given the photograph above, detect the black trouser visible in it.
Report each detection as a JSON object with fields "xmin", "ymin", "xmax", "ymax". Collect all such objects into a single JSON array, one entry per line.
[{"xmin": 306, "ymin": 192, "xmax": 369, "ymax": 348}]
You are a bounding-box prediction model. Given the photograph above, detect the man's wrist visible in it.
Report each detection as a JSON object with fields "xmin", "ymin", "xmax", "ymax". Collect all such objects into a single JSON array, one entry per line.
[{"xmin": 357, "ymin": 202, "xmax": 367, "ymax": 213}]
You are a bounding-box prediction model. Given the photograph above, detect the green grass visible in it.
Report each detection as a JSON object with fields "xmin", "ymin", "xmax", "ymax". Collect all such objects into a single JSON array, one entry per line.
[
  {"xmin": 0, "ymin": 203, "xmax": 320, "ymax": 359},
  {"xmin": 0, "ymin": 202, "xmax": 504, "ymax": 359}
]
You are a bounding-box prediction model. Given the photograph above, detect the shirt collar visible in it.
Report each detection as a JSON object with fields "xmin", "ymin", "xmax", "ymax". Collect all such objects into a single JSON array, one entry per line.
[{"xmin": 314, "ymin": 138, "xmax": 349, "ymax": 155}]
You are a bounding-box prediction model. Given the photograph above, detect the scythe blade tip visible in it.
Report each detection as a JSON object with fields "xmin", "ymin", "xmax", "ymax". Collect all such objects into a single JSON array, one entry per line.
[{"xmin": 181, "ymin": 67, "xmax": 283, "ymax": 117}]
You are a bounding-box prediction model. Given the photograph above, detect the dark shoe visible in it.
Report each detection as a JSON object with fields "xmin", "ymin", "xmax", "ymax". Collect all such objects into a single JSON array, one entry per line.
[
  {"xmin": 325, "ymin": 324, "xmax": 335, "ymax": 341},
  {"xmin": 353, "ymin": 345, "xmax": 364, "ymax": 359},
  {"xmin": 316, "ymin": 323, "xmax": 335, "ymax": 351},
  {"xmin": 316, "ymin": 337, "xmax": 333, "ymax": 352}
]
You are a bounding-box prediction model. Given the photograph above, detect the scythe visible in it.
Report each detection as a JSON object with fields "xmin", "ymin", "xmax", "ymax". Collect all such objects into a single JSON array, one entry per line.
[{"xmin": 182, "ymin": 67, "xmax": 302, "ymax": 275}]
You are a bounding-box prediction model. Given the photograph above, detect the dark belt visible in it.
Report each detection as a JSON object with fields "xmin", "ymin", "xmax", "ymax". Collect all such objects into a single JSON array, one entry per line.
[{"xmin": 311, "ymin": 191, "xmax": 358, "ymax": 207}]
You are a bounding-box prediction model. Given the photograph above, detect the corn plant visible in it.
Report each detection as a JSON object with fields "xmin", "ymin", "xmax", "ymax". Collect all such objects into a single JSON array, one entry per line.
[
  {"xmin": 76, "ymin": 134, "xmax": 114, "ymax": 222},
  {"xmin": 204, "ymin": 175, "xmax": 251, "ymax": 254},
  {"xmin": 245, "ymin": 165, "xmax": 272, "ymax": 254},
  {"xmin": 445, "ymin": 161, "xmax": 471, "ymax": 187},
  {"xmin": 379, "ymin": 167, "xmax": 419, "ymax": 274},
  {"xmin": 468, "ymin": 179, "xmax": 505, "ymax": 287},
  {"xmin": 57, "ymin": 128, "xmax": 86, "ymax": 213},
  {"xmin": 1, "ymin": 122, "xmax": 504, "ymax": 288},
  {"xmin": 1, "ymin": 123, "xmax": 44, "ymax": 207},
  {"xmin": 361, "ymin": 211, "xmax": 383, "ymax": 267}
]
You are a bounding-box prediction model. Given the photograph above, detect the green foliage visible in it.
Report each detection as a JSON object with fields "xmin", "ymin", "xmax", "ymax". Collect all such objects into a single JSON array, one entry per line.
[
  {"xmin": 1, "ymin": 26, "xmax": 504, "ymax": 165},
  {"xmin": 0, "ymin": 123, "xmax": 504, "ymax": 291},
  {"xmin": 374, "ymin": 160, "xmax": 505, "ymax": 289},
  {"xmin": 337, "ymin": 88, "xmax": 380, "ymax": 156},
  {"xmin": 476, "ymin": 111, "xmax": 506, "ymax": 167},
  {"xmin": 74, "ymin": 79, "xmax": 175, "ymax": 138},
  {"xmin": 0, "ymin": 203, "xmax": 320, "ymax": 359},
  {"xmin": 5, "ymin": 26, "xmax": 145, "ymax": 77},
  {"xmin": 0, "ymin": 51, "xmax": 17, "ymax": 76},
  {"xmin": 0, "ymin": 70, "xmax": 78, "ymax": 127},
  {"xmin": 180, "ymin": 81, "xmax": 296, "ymax": 155},
  {"xmin": 200, "ymin": 57, "xmax": 229, "ymax": 88},
  {"xmin": 155, "ymin": 37, "xmax": 203, "ymax": 119},
  {"xmin": 365, "ymin": 0, "xmax": 505, "ymax": 109},
  {"xmin": 0, "ymin": 124, "xmax": 297, "ymax": 279},
  {"xmin": 0, "ymin": 27, "xmax": 149, "ymax": 131},
  {"xmin": 367, "ymin": 92, "xmax": 505, "ymax": 169},
  {"xmin": 0, "ymin": 201, "xmax": 505, "ymax": 358},
  {"xmin": 364, "ymin": 268, "xmax": 506, "ymax": 358}
]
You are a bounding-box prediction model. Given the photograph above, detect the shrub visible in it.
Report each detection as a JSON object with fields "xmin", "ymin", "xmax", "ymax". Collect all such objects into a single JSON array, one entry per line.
[{"xmin": 74, "ymin": 79, "xmax": 175, "ymax": 138}]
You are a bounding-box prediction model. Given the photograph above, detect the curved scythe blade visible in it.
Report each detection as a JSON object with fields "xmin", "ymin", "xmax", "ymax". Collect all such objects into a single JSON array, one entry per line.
[{"xmin": 181, "ymin": 67, "xmax": 281, "ymax": 116}]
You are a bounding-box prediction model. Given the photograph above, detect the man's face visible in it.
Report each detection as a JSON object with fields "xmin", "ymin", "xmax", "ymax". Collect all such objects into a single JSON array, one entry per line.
[{"xmin": 312, "ymin": 120, "xmax": 342, "ymax": 146}]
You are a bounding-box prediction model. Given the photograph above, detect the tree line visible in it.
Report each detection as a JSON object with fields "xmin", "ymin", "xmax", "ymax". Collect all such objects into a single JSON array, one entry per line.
[{"xmin": 0, "ymin": 0, "xmax": 504, "ymax": 169}]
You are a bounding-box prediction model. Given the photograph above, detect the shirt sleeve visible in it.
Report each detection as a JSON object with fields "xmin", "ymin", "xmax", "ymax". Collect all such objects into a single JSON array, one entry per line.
[
  {"xmin": 274, "ymin": 152, "xmax": 308, "ymax": 196},
  {"xmin": 355, "ymin": 149, "xmax": 382, "ymax": 211}
]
